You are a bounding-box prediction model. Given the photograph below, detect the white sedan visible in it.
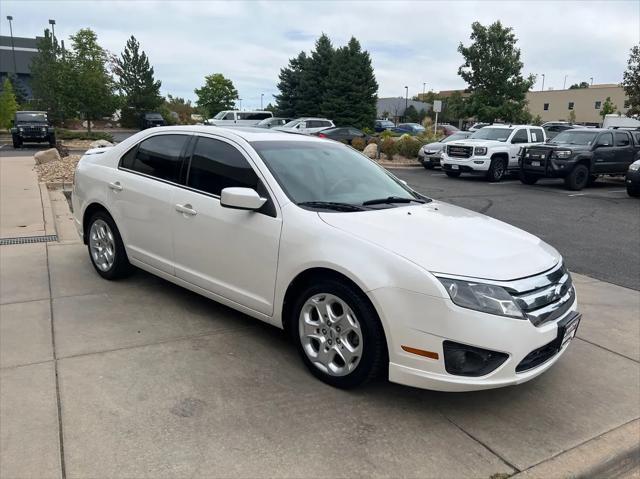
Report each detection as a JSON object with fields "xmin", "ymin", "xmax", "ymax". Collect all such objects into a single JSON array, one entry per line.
[{"xmin": 72, "ymin": 126, "xmax": 580, "ymax": 391}]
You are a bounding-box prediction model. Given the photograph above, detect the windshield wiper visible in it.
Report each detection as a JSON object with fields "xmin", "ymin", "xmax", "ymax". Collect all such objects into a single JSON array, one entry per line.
[
  {"xmin": 297, "ymin": 201, "xmax": 366, "ymax": 212},
  {"xmin": 362, "ymin": 196, "xmax": 426, "ymax": 206}
]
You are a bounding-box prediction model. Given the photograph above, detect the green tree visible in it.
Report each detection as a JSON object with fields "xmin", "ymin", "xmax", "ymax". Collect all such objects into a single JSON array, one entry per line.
[
  {"xmin": 297, "ymin": 34, "xmax": 334, "ymax": 116},
  {"xmin": 194, "ymin": 73, "xmax": 238, "ymax": 118},
  {"xmin": 274, "ymin": 51, "xmax": 308, "ymax": 117},
  {"xmin": 443, "ymin": 91, "xmax": 468, "ymax": 123},
  {"xmin": 532, "ymin": 114, "xmax": 543, "ymax": 125},
  {"xmin": 458, "ymin": 21, "xmax": 535, "ymax": 123},
  {"xmin": 403, "ymin": 105, "xmax": 419, "ymax": 122},
  {"xmin": 0, "ymin": 79, "xmax": 19, "ymax": 129},
  {"xmin": 346, "ymin": 37, "xmax": 378, "ymax": 129},
  {"xmin": 569, "ymin": 81, "xmax": 589, "ymax": 89},
  {"xmin": 622, "ymin": 45, "xmax": 640, "ymax": 117},
  {"xmin": 67, "ymin": 29, "xmax": 118, "ymax": 132},
  {"xmin": 264, "ymin": 102, "xmax": 277, "ymax": 113},
  {"xmin": 115, "ymin": 35, "xmax": 163, "ymax": 127},
  {"xmin": 600, "ymin": 96, "xmax": 617, "ymax": 120},
  {"xmin": 164, "ymin": 94, "xmax": 194, "ymax": 124}
]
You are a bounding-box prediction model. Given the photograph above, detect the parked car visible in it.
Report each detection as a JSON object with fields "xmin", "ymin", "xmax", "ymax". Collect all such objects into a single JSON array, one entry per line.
[
  {"xmin": 391, "ymin": 123, "xmax": 425, "ymax": 135},
  {"xmin": 255, "ymin": 117, "xmax": 292, "ymax": 129},
  {"xmin": 72, "ymin": 125, "xmax": 579, "ymax": 392},
  {"xmin": 520, "ymin": 129, "xmax": 640, "ymax": 190},
  {"xmin": 468, "ymin": 122, "xmax": 490, "ymax": 132},
  {"xmin": 205, "ymin": 111, "xmax": 273, "ymax": 126},
  {"xmin": 435, "ymin": 124, "xmax": 460, "ymax": 137},
  {"xmin": 275, "ymin": 118, "xmax": 334, "ymax": 135},
  {"xmin": 11, "ymin": 111, "xmax": 55, "ymax": 148},
  {"xmin": 440, "ymin": 124, "xmax": 546, "ymax": 181},
  {"xmin": 626, "ymin": 159, "xmax": 640, "ymax": 197},
  {"xmin": 602, "ymin": 114, "xmax": 640, "ymax": 130},
  {"xmin": 374, "ymin": 119, "xmax": 395, "ymax": 132},
  {"xmin": 314, "ymin": 127, "xmax": 370, "ymax": 145},
  {"xmin": 418, "ymin": 132, "xmax": 472, "ymax": 169},
  {"xmin": 140, "ymin": 112, "xmax": 166, "ymax": 129},
  {"xmin": 542, "ymin": 122, "xmax": 581, "ymax": 140}
]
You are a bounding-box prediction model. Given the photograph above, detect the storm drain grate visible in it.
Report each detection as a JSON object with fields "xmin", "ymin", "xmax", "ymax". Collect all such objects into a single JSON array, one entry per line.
[{"xmin": 0, "ymin": 234, "xmax": 58, "ymax": 245}]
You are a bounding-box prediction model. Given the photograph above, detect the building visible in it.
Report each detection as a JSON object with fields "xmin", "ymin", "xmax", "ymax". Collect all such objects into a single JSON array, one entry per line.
[
  {"xmin": 0, "ymin": 35, "xmax": 41, "ymax": 100},
  {"xmin": 526, "ymin": 84, "xmax": 629, "ymax": 126},
  {"xmin": 377, "ymin": 97, "xmax": 431, "ymax": 121}
]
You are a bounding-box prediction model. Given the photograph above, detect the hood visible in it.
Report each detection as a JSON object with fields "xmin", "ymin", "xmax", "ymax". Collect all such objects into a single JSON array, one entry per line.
[
  {"xmin": 319, "ymin": 202, "xmax": 559, "ymax": 281},
  {"xmin": 530, "ymin": 143, "xmax": 590, "ymax": 152},
  {"xmin": 449, "ymin": 139, "xmax": 505, "ymax": 148},
  {"xmin": 421, "ymin": 142, "xmax": 444, "ymax": 152}
]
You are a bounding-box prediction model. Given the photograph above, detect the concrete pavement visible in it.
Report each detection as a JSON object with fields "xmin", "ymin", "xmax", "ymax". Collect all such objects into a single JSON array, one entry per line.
[{"xmin": 1, "ymin": 153, "xmax": 639, "ymax": 478}]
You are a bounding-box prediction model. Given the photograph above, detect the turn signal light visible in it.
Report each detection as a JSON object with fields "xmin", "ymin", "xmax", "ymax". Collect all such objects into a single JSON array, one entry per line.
[{"xmin": 401, "ymin": 345, "xmax": 439, "ymax": 360}]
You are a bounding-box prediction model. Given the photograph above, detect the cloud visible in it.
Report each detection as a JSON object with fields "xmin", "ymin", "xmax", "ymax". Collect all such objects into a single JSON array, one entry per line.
[{"xmin": 3, "ymin": 0, "xmax": 637, "ymax": 109}]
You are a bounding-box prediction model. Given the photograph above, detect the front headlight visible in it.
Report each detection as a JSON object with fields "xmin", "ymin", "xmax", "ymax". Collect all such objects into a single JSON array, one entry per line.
[
  {"xmin": 436, "ymin": 276, "xmax": 524, "ymax": 319},
  {"xmin": 424, "ymin": 150, "xmax": 436, "ymax": 154},
  {"xmin": 629, "ymin": 162, "xmax": 640, "ymax": 172},
  {"xmin": 41, "ymin": 127, "xmax": 47, "ymax": 132},
  {"xmin": 553, "ymin": 150, "xmax": 572, "ymax": 159},
  {"xmin": 474, "ymin": 146, "xmax": 487, "ymax": 156}
]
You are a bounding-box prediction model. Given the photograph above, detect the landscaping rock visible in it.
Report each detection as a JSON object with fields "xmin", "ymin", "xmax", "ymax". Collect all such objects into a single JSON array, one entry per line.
[
  {"xmin": 34, "ymin": 148, "xmax": 61, "ymax": 165},
  {"xmin": 363, "ymin": 143, "xmax": 378, "ymax": 159},
  {"xmin": 89, "ymin": 139, "xmax": 114, "ymax": 148}
]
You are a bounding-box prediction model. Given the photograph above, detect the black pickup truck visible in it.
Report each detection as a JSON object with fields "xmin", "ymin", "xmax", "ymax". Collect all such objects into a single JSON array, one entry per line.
[{"xmin": 519, "ymin": 128, "xmax": 640, "ymax": 190}]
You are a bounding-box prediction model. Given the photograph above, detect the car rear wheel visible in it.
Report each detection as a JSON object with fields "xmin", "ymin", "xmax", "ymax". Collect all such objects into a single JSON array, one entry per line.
[
  {"xmin": 293, "ymin": 279, "xmax": 386, "ymax": 389},
  {"xmin": 564, "ymin": 164, "xmax": 590, "ymax": 191},
  {"xmin": 487, "ymin": 157, "xmax": 506, "ymax": 182},
  {"xmin": 445, "ymin": 171, "xmax": 461, "ymax": 178},
  {"xmin": 520, "ymin": 172, "xmax": 539, "ymax": 185},
  {"xmin": 87, "ymin": 212, "xmax": 132, "ymax": 280},
  {"xmin": 627, "ymin": 184, "xmax": 640, "ymax": 197}
]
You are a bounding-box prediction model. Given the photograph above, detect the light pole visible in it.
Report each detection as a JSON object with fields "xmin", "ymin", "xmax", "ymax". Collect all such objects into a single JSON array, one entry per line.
[
  {"xmin": 238, "ymin": 98, "xmax": 242, "ymax": 110},
  {"xmin": 422, "ymin": 82, "xmax": 426, "ymax": 98},
  {"xmin": 260, "ymin": 93, "xmax": 264, "ymax": 110},
  {"xmin": 563, "ymin": 75, "xmax": 568, "ymax": 89},
  {"xmin": 590, "ymin": 77, "xmax": 593, "ymax": 86},
  {"xmin": 404, "ymin": 86, "xmax": 408, "ymax": 116},
  {"xmin": 6, "ymin": 16, "xmax": 17, "ymax": 75},
  {"xmin": 48, "ymin": 18, "xmax": 56, "ymax": 43},
  {"xmin": 541, "ymin": 73, "xmax": 545, "ymax": 92}
]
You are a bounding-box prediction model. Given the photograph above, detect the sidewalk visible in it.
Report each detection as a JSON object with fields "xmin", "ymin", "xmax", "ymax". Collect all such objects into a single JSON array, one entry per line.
[{"xmin": 1, "ymin": 153, "xmax": 638, "ymax": 479}]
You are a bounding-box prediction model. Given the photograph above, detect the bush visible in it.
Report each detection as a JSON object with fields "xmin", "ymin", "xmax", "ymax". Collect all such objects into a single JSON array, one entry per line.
[
  {"xmin": 351, "ymin": 137, "xmax": 366, "ymax": 151},
  {"xmin": 55, "ymin": 129, "xmax": 114, "ymax": 142},
  {"xmin": 367, "ymin": 137, "xmax": 378, "ymax": 145},
  {"xmin": 395, "ymin": 135, "xmax": 422, "ymax": 158},
  {"xmin": 380, "ymin": 137, "xmax": 396, "ymax": 158}
]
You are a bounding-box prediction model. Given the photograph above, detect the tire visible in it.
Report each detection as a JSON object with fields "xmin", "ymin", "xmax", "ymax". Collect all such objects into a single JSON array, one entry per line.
[
  {"xmin": 627, "ymin": 184, "xmax": 640, "ymax": 198},
  {"xmin": 422, "ymin": 162, "xmax": 434, "ymax": 170},
  {"xmin": 445, "ymin": 171, "xmax": 461, "ymax": 178},
  {"xmin": 86, "ymin": 211, "xmax": 132, "ymax": 280},
  {"xmin": 520, "ymin": 172, "xmax": 539, "ymax": 185},
  {"xmin": 564, "ymin": 164, "xmax": 590, "ymax": 191},
  {"xmin": 12, "ymin": 136, "xmax": 21, "ymax": 149},
  {"xmin": 487, "ymin": 157, "xmax": 507, "ymax": 182},
  {"xmin": 292, "ymin": 278, "xmax": 386, "ymax": 389}
]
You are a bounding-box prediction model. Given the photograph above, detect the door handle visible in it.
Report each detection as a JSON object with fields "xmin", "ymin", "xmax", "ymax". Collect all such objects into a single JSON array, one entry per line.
[
  {"xmin": 175, "ymin": 203, "xmax": 197, "ymax": 216},
  {"xmin": 108, "ymin": 181, "xmax": 123, "ymax": 191}
]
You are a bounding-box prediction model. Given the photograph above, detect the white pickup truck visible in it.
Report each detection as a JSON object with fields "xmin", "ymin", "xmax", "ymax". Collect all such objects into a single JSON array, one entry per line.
[{"xmin": 440, "ymin": 124, "xmax": 546, "ymax": 181}]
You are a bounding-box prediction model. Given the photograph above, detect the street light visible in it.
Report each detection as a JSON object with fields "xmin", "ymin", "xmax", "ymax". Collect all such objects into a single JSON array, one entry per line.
[
  {"xmin": 563, "ymin": 75, "xmax": 568, "ymax": 89},
  {"xmin": 541, "ymin": 73, "xmax": 545, "ymax": 91},
  {"xmin": 260, "ymin": 93, "xmax": 264, "ymax": 110},
  {"xmin": 48, "ymin": 18, "xmax": 56, "ymax": 43},
  {"xmin": 6, "ymin": 16, "xmax": 17, "ymax": 75},
  {"xmin": 404, "ymin": 85, "xmax": 408, "ymax": 114},
  {"xmin": 590, "ymin": 77, "xmax": 593, "ymax": 86},
  {"xmin": 422, "ymin": 82, "xmax": 426, "ymax": 98}
]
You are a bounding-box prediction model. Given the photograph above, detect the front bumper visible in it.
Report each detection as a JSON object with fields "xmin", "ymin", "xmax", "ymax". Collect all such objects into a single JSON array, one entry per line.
[
  {"xmin": 368, "ymin": 285, "xmax": 579, "ymax": 392},
  {"xmin": 418, "ymin": 152, "xmax": 442, "ymax": 166},
  {"xmin": 441, "ymin": 154, "xmax": 491, "ymax": 173}
]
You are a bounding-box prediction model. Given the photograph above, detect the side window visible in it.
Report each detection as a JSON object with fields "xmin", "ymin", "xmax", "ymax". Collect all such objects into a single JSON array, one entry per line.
[
  {"xmin": 243, "ymin": 112, "xmax": 271, "ymax": 120},
  {"xmin": 598, "ymin": 133, "xmax": 613, "ymax": 146},
  {"xmin": 511, "ymin": 129, "xmax": 529, "ymax": 143},
  {"xmin": 615, "ymin": 132, "xmax": 631, "ymax": 147},
  {"xmin": 119, "ymin": 145, "xmax": 137, "ymax": 169},
  {"xmin": 530, "ymin": 128, "xmax": 544, "ymax": 143},
  {"xmin": 223, "ymin": 112, "xmax": 235, "ymax": 120},
  {"xmin": 128, "ymin": 134, "xmax": 189, "ymax": 182},
  {"xmin": 348, "ymin": 128, "xmax": 362, "ymax": 136},
  {"xmin": 633, "ymin": 132, "xmax": 640, "ymax": 144},
  {"xmin": 187, "ymin": 137, "xmax": 259, "ymax": 196},
  {"xmin": 320, "ymin": 121, "xmax": 332, "ymax": 128}
]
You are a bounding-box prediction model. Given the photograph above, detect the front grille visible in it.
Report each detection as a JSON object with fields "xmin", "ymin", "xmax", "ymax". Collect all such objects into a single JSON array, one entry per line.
[
  {"xmin": 447, "ymin": 145, "xmax": 473, "ymax": 158},
  {"xmin": 20, "ymin": 126, "xmax": 47, "ymax": 137}
]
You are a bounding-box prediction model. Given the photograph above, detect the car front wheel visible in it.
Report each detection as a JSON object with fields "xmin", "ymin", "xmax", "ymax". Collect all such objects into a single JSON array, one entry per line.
[
  {"xmin": 487, "ymin": 157, "xmax": 506, "ymax": 182},
  {"xmin": 564, "ymin": 164, "xmax": 590, "ymax": 191},
  {"xmin": 87, "ymin": 212, "xmax": 131, "ymax": 280},
  {"xmin": 520, "ymin": 172, "xmax": 539, "ymax": 185},
  {"xmin": 293, "ymin": 279, "xmax": 386, "ymax": 389},
  {"xmin": 12, "ymin": 136, "xmax": 21, "ymax": 149}
]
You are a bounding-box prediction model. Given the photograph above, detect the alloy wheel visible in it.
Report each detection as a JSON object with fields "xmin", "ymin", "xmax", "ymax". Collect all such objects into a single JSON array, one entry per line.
[{"xmin": 89, "ymin": 219, "xmax": 116, "ymax": 272}]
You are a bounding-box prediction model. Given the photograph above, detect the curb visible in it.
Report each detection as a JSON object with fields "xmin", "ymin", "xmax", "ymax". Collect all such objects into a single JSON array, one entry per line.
[
  {"xmin": 512, "ymin": 419, "xmax": 639, "ymax": 478},
  {"xmin": 39, "ymin": 182, "xmax": 57, "ymax": 238}
]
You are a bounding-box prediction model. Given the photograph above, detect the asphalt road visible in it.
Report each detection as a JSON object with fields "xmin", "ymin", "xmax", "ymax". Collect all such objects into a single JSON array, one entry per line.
[{"xmin": 393, "ymin": 167, "xmax": 640, "ymax": 291}]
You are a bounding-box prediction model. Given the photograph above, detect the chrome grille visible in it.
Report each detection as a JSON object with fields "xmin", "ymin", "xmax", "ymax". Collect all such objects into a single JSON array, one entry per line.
[
  {"xmin": 447, "ymin": 145, "xmax": 473, "ymax": 158},
  {"xmin": 21, "ymin": 125, "xmax": 47, "ymax": 137}
]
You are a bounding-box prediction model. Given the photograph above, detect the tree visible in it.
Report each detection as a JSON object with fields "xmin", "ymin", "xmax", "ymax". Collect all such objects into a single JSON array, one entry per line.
[
  {"xmin": 600, "ymin": 96, "xmax": 617, "ymax": 120},
  {"xmin": 569, "ymin": 81, "xmax": 589, "ymax": 89},
  {"xmin": 274, "ymin": 51, "xmax": 308, "ymax": 117},
  {"xmin": 0, "ymin": 79, "xmax": 19, "ymax": 129},
  {"xmin": 458, "ymin": 21, "xmax": 535, "ymax": 123},
  {"xmin": 115, "ymin": 35, "xmax": 163, "ymax": 127},
  {"xmin": 622, "ymin": 45, "xmax": 640, "ymax": 117},
  {"xmin": 264, "ymin": 102, "xmax": 277, "ymax": 113},
  {"xmin": 296, "ymin": 34, "xmax": 334, "ymax": 116},
  {"xmin": 403, "ymin": 105, "xmax": 419, "ymax": 122},
  {"xmin": 164, "ymin": 94, "xmax": 194, "ymax": 124},
  {"xmin": 67, "ymin": 29, "xmax": 118, "ymax": 132},
  {"xmin": 532, "ymin": 114, "xmax": 543, "ymax": 126},
  {"xmin": 194, "ymin": 73, "xmax": 238, "ymax": 118},
  {"xmin": 444, "ymin": 91, "xmax": 468, "ymax": 123}
]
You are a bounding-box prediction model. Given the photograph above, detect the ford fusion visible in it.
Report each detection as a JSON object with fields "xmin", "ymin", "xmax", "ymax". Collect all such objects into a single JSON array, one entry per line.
[{"xmin": 72, "ymin": 126, "xmax": 580, "ymax": 391}]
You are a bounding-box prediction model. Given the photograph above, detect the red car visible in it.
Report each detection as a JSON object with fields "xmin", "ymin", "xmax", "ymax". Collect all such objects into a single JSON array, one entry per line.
[{"xmin": 436, "ymin": 124, "xmax": 460, "ymax": 137}]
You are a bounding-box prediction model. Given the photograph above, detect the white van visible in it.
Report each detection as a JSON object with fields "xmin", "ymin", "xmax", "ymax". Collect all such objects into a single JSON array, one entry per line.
[
  {"xmin": 603, "ymin": 114, "xmax": 640, "ymax": 129},
  {"xmin": 206, "ymin": 111, "xmax": 273, "ymax": 126}
]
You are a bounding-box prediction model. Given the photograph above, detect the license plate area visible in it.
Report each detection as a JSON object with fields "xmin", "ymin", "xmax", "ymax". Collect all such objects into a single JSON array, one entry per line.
[
  {"xmin": 452, "ymin": 165, "xmax": 459, "ymax": 170},
  {"xmin": 558, "ymin": 312, "xmax": 581, "ymax": 347},
  {"xmin": 531, "ymin": 161, "xmax": 541, "ymax": 167}
]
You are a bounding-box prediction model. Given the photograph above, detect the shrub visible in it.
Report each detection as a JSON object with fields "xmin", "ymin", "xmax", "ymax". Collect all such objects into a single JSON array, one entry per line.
[
  {"xmin": 380, "ymin": 137, "xmax": 397, "ymax": 158},
  {"xmin": 395, "ymin": 135, "xmax": 422, "ymax": 158},
  {"xmin": 367, "ymin": 136, "xmax": 378, "ymax": 145},
  {"xmin": 55, "ymin": 129, "xmax": 114, "ymax": 142},
  {"xmin": 351, "ymin": 137, "xmax": 366, "ymax": 151}
]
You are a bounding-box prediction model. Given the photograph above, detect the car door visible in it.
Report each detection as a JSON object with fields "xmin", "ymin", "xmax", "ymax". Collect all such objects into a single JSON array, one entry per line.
[
  {"xmin": 508, "ymin": 128, "xmax": 529, "ymax": 168},
  {"xmin": 172, "ymin": 135, "xmax": 282, "ymax": 315},
  {"xmin": 613, "ymin": 131, "xmax": 635, "ymax": 172},
  {"xmin": 592, "ymin": 132, "xmax": 615, "ymax": 173},
  {"xmin": 296, "ymin": 121, "xmax": 308, "ymax": 134},
  {"xmin": 110, "ymin": 133, "xmax": 191, "ymax": 274}
]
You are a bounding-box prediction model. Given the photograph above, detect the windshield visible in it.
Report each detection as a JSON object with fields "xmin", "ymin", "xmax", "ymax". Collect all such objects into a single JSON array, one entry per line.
[
  {"xmin": 442, "ymin": 133, "xmax": 469, "ymax": 143},
  {"xmin": 251, "ymin": 140, "xmax": 423, "ymax": 207},
  {"xmin": 213, "ymin": 111, "xmax": 228, "ymax": 120},
  {"xmin": 549, "ymin": 131, "xmax": 598, "ymax": 145},
  {"xmin": 379, "ymin": 120, "xmax": 394, "ymax": 127},
  {"xmin": 470, "ymin": 128, "xmax": 512, "ymax": 142},
  {"xmin": 282, "ymin": 120, "xmax": 301, "ymax": 128},
  {"xmin": 16, "ymin": 112, "xmax": 47, "ymax": 123}
]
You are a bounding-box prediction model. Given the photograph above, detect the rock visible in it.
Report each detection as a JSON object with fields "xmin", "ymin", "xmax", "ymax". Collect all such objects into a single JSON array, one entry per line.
[
  {"xmin": 55, "ymin": 142, "xmax": 70, "ymax": 158},
  {"xmin": 34, "ymin": 148, "xmax": 61, "ymax": 165},
  {"xmin": 363, "ymin": 143, "xmax": 378, "ymax": 159},
  {"xmin": 89, "ymin": 139, "xmax": 113, "ymax": 148}
]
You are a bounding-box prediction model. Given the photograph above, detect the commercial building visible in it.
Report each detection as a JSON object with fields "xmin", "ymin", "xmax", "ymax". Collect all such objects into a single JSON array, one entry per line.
[
  {"xmin": 0, "ymin": 35, "xmax": 41, "ymax": 100},
  {"xmin": 526, "ymin": 84, "xmax": 629, "ymax": 125},
  {"xmin": 377, "ymin": 97, "xmax": 431, "ymax": 121}
]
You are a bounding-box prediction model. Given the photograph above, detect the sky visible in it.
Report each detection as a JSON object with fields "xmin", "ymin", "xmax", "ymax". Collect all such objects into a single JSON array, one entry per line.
[{"xmin": 2, "ymin": 0, "xmax": 638, "ymax": 110}]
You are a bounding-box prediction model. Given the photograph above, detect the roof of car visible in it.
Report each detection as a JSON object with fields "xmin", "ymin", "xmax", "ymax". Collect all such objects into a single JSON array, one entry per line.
[{"xmin": 141, "ymin": 125, "xmax": 327, "ymax": 143}]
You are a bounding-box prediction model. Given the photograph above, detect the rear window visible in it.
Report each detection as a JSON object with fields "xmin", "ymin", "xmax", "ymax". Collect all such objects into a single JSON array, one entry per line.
[
  {"xmin": 238, "ymin": 112, "xmax": 272, "ymax": 120},
  {"xmin": 530, "ymin": 128, "xmax": 544, "ymax": 143},
  {"xmin": 615, "ymin": 132, "xmax": 631, "ymax": 146}
]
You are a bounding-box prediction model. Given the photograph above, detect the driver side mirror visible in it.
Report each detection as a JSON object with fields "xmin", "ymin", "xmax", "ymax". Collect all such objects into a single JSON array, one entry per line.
[{"xmin": 220, "ymin": 187, "xmax": 267, "ymax": 211}]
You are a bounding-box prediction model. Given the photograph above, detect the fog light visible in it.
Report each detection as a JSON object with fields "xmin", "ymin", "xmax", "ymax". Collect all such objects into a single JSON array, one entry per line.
[
  {"xmin": 474, "ymin": 160, "xmax": 484, "ymax": 164},
  {"xmin": 443, "ymin": 341, "xmax": 508, "ymax": 377}
]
